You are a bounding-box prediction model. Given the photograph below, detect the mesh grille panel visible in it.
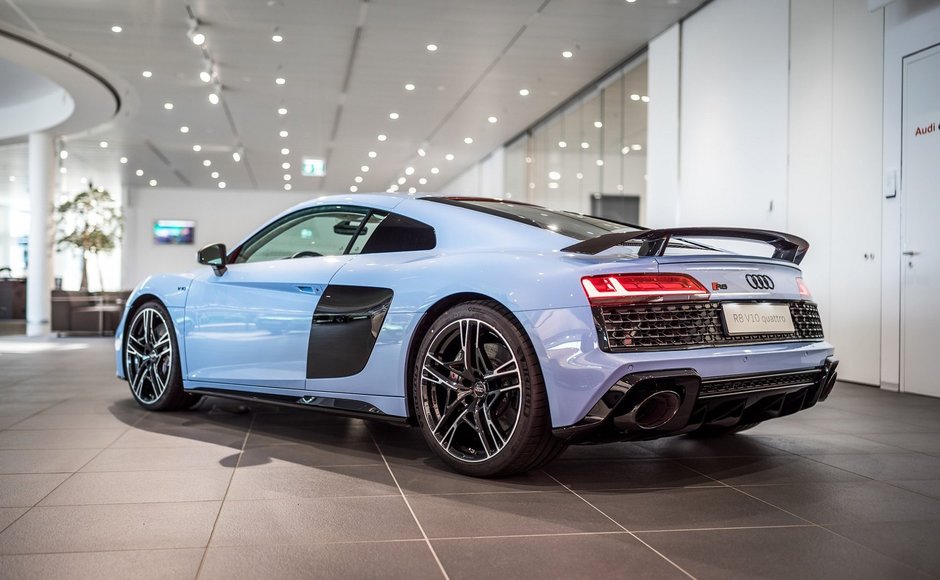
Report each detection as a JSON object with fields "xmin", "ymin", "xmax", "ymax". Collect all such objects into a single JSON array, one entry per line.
[
  {"xmin": 598, "ymin": 301, "xmax": 824, "ymax": 352},
  {"xmin": 700, "ymin": 370, "xmax": 823, "ymax": 398}
]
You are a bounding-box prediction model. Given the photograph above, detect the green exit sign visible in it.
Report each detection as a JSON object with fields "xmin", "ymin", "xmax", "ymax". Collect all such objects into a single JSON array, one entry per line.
[{"xmin": 301, "ymin": 158, "xmax": 326, "ymax": 177}]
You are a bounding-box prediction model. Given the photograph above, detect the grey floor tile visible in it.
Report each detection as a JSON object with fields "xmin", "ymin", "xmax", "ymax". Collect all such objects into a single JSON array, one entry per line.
[
  {"xmin": 0, "ymin": 429, "xmax": 125, "ymax": 450},
  {"xmin": 36, "ymin": 397, "xmax": 145, "ymax": 416},
  {"xmin": 633, "ymin": 434, "xmax": 784, "ymax": 457},
  {"xmin": 408, "ymin": 491, "xmax": 621, "ymax": 538},
  {"xmin": 743, "ymin": 481, "xmax": 940, "ymax": 524},
  {"xmin": 238, "ymin": 439, "xmax": 383, "ymax": 467},
  {"xmin": 556, "ymin": 442, "xmax": 661, "ymax": 460},
  {"xmin": 582, "ymin": 486, "xmax": 803, "ymax": 531},
  {"xmin": 110, "ymin": 426, "xmax": 246, "ymax": 449},
  {"xmin": 387, "ymin": 459, "xmax": 561, "ymax": 495},
  {"xmin": 675, "ymin": 455, "xmax": 867, "ymax": 485},
  {"xmin": 544, "ymin": 459, "xmax": 714, "ymax": 491},
  {"xmin": 40, "ymin": 469, "xmax": 233, "ymax": 505},
  {"xmin": 210, "ymin": 497, "xmax": 421, "ymax": 546},
  {"xmin": 748, "ymin": 433, "xmax": 909, "ymax": 455},
  {"xmin": 885, "ymin": 479, "xmax": 940, "ymax": 500},
  {"xmin": 8, "ymin": 413, "xmax": 134, "ymax": 431},
  {"xmin": 0, "ymin": 449, "xmax": 99, "ymax": 474},
  {"xmin": 0, "ymin": 508, "xmax": 27, "ymax": 533},
  {"xmin": 432, "ymin": 533, "xmax": 686, "ymax": 580},
  {"xmin": 826, "ymin": 520, "xmax": 940, "ymax": 577},
  {"xmin": 0, "ymin": 501, "xmax": 220, "ymax": 554},
  {"xmin": 637, "ymin": 526, "xmax": 932, "ymax": 580},
  {"xmin": 0, "ymin": 548, "xmax": 204, "ymax": 580},
  {"xmin": 226, "ymin": 464, "xmax": 398, "ymax": 500},
  {"xmin": 81, "ymin": 446, "xmax": 240, "ymax": 472},
  {"xmin": 808, "ymin": 453, "xmax": 940, "ymax": 481},
  {"xmin": 0, "ymin": 473, "xmax": 70, "ymax": 507},
  {"xmin": 853, "ymin": 432, "xmax": 940, "ymax": 456},
  {"xmin": 200, "ymin": 542, "xmax": 442, "ymax": 580}
]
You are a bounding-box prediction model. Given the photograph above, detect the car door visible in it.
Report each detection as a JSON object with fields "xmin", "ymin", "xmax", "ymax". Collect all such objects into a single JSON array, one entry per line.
[{"xmin": 184, "ymin": 205, "xmax": 370, "ymax": 389}]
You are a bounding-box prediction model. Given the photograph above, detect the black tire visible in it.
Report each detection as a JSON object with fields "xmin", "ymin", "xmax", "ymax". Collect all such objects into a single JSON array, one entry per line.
[
  {"xmin": 124, "ymin": 300, "xmax": 200, "ymax": 411},
  {"xmin": 412, "ymin": 300, "xmax": 567, "ymax": 477},
  {"xmin": 689, "ymin": 421, "xmax": 763, "ymax": 438}
]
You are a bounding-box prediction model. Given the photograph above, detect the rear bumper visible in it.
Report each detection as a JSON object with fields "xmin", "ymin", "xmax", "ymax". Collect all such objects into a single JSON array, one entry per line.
[{"xmin": 552, "ymin": 356, "xmax": 838, "ymax": 444}]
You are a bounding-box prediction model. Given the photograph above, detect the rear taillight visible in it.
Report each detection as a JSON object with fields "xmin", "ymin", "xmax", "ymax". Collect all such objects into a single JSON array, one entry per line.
[
  {"xmin": 796, "ymin": 277, "xmax": 813, "ymax": 300},
  {"xmin": 581, "ymin": 274, "xmax": 709, "ymax": 305}
]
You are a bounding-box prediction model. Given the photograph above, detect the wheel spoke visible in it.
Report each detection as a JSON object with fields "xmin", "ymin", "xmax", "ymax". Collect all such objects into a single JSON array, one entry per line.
[
  {"xmin": 422, "ymin": 361, "xmax": 459, "ymax": 391},
  {"xmin": 482, "ymin": 402, "xmax": 507, "ymax": 448},
  {"xmin": 130, "ymin": 364, "xmax": 147, "ymax": 398},
  {"xmin": 471, "ymin": 405, "xmax": 494, "ymax": 457},
  {"xmin": 440, "ymin": 406, "xmax": 472, "ymax": 451},
  {"xmin": 433, "ymin": 393, "xmax": 472, "ymax": 434}
]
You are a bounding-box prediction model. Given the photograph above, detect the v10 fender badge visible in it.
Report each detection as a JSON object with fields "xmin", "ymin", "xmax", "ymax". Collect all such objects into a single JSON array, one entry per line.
[
  {"xmin": 745, "ymin": 274, "xmax": 775, "ymax": 290},
  {"xmin": 711, "ymin": 282, "xmax": 728, "ymax": 291}
]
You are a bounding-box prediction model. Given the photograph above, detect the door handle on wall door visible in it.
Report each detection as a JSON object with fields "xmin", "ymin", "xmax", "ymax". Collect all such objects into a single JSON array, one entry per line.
[{"xmin": 902, "ymin": 251, "xmax": 920, "ymax": 256}]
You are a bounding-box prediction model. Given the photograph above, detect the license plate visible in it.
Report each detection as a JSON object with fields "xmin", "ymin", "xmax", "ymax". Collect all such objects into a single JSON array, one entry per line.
[{"xmin": 721, "ymin": 303, "xmax": 795, "ymax": 335}]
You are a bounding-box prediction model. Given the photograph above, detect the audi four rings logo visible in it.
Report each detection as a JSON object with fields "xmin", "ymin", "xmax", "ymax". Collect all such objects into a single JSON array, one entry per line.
[{"xmin": 745, "ymin": 274, "xmax": 775, "ymax": 290}]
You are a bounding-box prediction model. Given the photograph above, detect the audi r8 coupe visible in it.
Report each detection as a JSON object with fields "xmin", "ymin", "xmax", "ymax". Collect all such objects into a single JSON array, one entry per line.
[{"xmin": 116, "ymin": 194, "xmax": 837, "ymax": 477}]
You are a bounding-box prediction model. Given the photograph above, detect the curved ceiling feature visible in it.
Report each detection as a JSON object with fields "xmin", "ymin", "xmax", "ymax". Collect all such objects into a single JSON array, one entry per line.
[{"xmin": 0, "ymin": 23, "xmax": 121, "ymax": 144}]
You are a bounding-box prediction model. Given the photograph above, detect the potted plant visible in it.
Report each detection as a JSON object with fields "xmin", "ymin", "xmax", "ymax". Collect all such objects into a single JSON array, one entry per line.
[{"xmin": 55, "ymin": 184, "xmax": 122, "ymax": 291}]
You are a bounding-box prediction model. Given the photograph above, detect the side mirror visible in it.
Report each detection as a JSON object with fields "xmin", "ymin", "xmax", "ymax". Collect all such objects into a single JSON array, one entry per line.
[{"xmin": 197, "ymin": 243, "xmax": 227, "ymax": 276}]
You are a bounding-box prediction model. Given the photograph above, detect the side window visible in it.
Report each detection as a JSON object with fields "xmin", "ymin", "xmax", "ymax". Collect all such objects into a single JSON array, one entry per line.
[
  {"xmin": 235, "ymin": 207, "xmax": 368, "ymax": 263},
  {"xmin": 359, "ymin": 214, "xmax": 436, "ymax": 254},
  {"xmin": 348, "ymin": 212, "xmax": 388, "ymax": 254}
]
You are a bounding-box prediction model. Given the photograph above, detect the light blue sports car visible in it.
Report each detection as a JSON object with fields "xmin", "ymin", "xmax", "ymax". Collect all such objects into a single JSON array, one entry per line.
[{"xmin": 116, "ymin": 194, "xmax": 837, "ymax": 476}]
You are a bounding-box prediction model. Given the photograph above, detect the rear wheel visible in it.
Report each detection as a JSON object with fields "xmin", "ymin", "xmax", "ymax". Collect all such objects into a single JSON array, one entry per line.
[
  {"xmin": 124, "ymin": 300, "xmax": 200, "ymax": 411},
  {"xmin": 412, "ymin": 300, "xmax": 566, "ymax": 477}
]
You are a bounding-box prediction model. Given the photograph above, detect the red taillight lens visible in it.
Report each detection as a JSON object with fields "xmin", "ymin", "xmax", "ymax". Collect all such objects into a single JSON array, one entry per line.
[
  {"xmin": 581, "ymin": 274, "xmax": 709, "ymax": 305},
  {"xmin": 796, "ymin": 277, "xmax": 813, "ymax": 300}
]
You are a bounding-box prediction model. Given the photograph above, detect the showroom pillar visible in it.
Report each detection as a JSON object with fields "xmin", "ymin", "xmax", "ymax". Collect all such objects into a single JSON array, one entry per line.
[{"xmin": 26, "ymin": 132, "xmax": 55, "ymax": 337}]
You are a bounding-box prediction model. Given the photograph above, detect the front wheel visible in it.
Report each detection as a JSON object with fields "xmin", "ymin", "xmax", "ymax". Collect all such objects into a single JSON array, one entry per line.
[
  {"xmin": 124, "ymin": 300, "xmax": 200, "ymax": 411},
  {"xmin": 412, "ymin": 300, "xmax": 566, "ymax": 477}
]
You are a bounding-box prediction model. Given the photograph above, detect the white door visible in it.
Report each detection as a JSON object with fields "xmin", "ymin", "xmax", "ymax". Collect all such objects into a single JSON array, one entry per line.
[{"xmin": 901, "ymin": 43, "xmax": 940, "ymax": 398}]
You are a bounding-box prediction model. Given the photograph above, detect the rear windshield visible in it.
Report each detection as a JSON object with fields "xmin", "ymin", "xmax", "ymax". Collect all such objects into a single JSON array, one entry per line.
[{"xmin": 423, "ymin": 198, "xmax": 641, "ymax": 241}]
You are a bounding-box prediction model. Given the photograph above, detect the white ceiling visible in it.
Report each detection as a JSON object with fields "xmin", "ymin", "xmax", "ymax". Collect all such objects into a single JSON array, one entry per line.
[{"xmin": 0, "ymin": 0, "xmax": 705, "ymax": 196}]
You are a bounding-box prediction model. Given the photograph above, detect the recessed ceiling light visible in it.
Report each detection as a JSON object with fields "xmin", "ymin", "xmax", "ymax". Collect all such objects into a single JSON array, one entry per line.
[
  {"xmin": 279, "ymin": 130, "xmax": 288, "ymax": 137},
  {"xmin": 562, "ymin": 50, "xmax": 573, "ymax": 58},
  {"xmin": 354, "ymin": 176, "xmax": 363, "ymax": 183},
  {"xmin": 641, "ymin": 95, "xmax": 650, "ymax": 103},
  {"xmin": 218, "ymin": 181, "xmax": 226, "ymax": 189},
  {"xmin": 99, "ymin": 141, "xmax": 108, "ymax": 148},
  {"xmin": 558, "ymin": 140, "xmax": 567, "ymax": 148},
  {"xmin": 580, "ymin": 142, "xmax": 589, "ymax": 149},
  {"xmin": 111, "ymin": 25, "xmax": 123, "ymax": 33},
  {"xmin": 548, "ymin": 181, "xmax": 559, "ymax": 189},
  {"xmin": 626, "ymin": 0, "xmax": 637, "ymax": 3},
  {"xmin": 136, "ymin": 169, "xmax": 144, "ymax": 176},
  {"xmin": 445, "ymin": 153, "xmax": 454, "ymax": 161},
  {"xmin": 211, "ymin": 171, "xmax": 220, "ymax": 178},
  {"xmin": 164, "ymin": 102, "xmax": 174, "ymax": 110},
  {"xmin": 389, "ymin": 184, "xmax": 399, "ymax": 192},
  {"xmin": 149, "ymin": 179, "xmax": 157, "ymax": 186},
  {"xmin": 417, "ymin": 148, "xmax": 426, "ymax": 157},
  {"xmin": 281, "ymin": 148, "xmax": 290, "ymax": 155},
  {"xmin": 203, "ymin": 160, "xmax": 211, "ymax": 167},
  {"xmin": 519, "ymin": 88, "xmax": 529, "ymax": 96},
  {"xmin": 8, "ymin": 176, "xmax": 15, "ymax": 182},
  {"xmin": 377, "ymin": 134, "xmax": 387, "ymax": 142},
  {"xmin": 632, "ymin": 144, "xmax": 643, "ymax": 150},
  {"xmin": 283, "ymin": 174, "xmax": 291, "ymax": 181},
  {"xmin": 397, "ymin": 177, "xmax": 406, "ymax": 185},
  {"xmin": 418, "ymin": 177, "xmax": 427, "ymax": 185},
  {"xmin": 487, "ymin": 116, "xmax": 498, "ymax": 124},
  {"xmin": 430, "ymin": 167, "xmax": 439, "ymax": 174},
  {"xmin": 193, "ymin": 145, "xmax": 202, "ymax": 152},
  {"xmin": 190, "ymin": 31, "xmax": 206, "ymax": 46},
  {"xmin": 464, "ymin": 137, "xmax": 473, "ymax": 144},
  {"xmin": 284, "ymin": 183, "xmax": 292, "ymax": 191},
  {"xmin": 389, "ymin": 112, "xmax": 399, "ymax": 120},
  {"xmin": 282, "ymin": 162, "xmax": 290, "ymax": 169},
  {"xmin": 278, "ymin": 107, "xmax": 287, "ymax": 115},
  {"xmin": 408, "ymin": 187, "xmax": 417, "ymax": 194},
  {"xmin": 142, "ymin": 70, "xmax": 152, "ymax": 78},
  {"xmin": 361, "ymin": 165, "xmax": 370, "ymax": 172},
  {"xmin": 232, "ymin": 151, "xmax": 241, "ymax": 162},
  {"xmin": 548, "ymin": 171, "xmax": 561, "ymax": 180},
  {"xmin": 621, "ymin": 146, "xmax": 630, "ymax": 155},
  {"xmin": 59, "ymin": 150, "xmax": 68, "ymax": 160},
  {"xmin": 275, "ymin": 77, "xmax": 286, "ymax": 85},
  {"xmin": 595, "ymin": 159, "xmax": 604, "ymax": 166},
  {"xmin": 630, "ymin": 93, "xmax": 640, "ymax": 101},
  {"xmin": 404, "ymin": 83, "xmax": 415, "ymax": 91},
  {"xmin": 200, "ymin": 70, "xmax": 212, "ymax": 83},
  {"xmin": 180, "ymin": 126, "xmax": 189, "ymax": 133},
  {"xmin": 426, "ymin": 43, "xmax": 438, "ymax": 52},
  {"xmin": 208, "ymin": 92, "xmax": 220, "ymax": 105},
  {"xmin": 60, "ymin": 167, "xmax": 67, "ymax": 174},
  {"xmin": 368, "ymin": 151, "xmax": 377, "ymax": 158},
  {"xmin": 80, "ymin": 177, "xmax": 88, "ymax": 184},
  {"xmin": 120, "ymin": 157, "xmax": 128, "ymax": 164},
  {"xmin": 405, "ymin": 167, "xmax": 415, "ymax": 176},
  {"xmin": 349, "ymin": 185, "xmax": 358, "ymax": 192},
  {"xmin": 594, "ymin": 121, "xmax": 603, "ymax": 128},
  {"xmin": 525, "ymin": 156, "xmax": 532, "ymax": 163},
  {"xmin": 272, "ymin": 33, "xmax": 283, "ymax": 43},
  {"xmin": 576, "ymin": 172, "xmax": 584, "ymax": 180}
]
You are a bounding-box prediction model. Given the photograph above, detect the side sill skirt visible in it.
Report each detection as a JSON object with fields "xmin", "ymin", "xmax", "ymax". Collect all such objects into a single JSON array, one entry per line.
[{"xmin": 187, "ymin": 387, "xmax": 410, "ymax": 424}]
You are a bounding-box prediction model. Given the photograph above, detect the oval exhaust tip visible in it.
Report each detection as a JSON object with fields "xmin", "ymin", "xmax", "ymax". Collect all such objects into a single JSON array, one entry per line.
[{"xmin": 633, "ymin": 391, "xmax": 681, "ymax": 430}]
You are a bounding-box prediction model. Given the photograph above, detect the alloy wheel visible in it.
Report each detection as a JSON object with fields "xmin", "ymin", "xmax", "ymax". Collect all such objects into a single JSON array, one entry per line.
[{"xmin": 125, "ymin": 307, "xmax": 174, "ymax": 404}]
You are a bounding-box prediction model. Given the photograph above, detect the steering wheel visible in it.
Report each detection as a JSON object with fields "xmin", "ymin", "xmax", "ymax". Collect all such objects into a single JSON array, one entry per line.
[{"xmin": 290, "ymin": 250, "xmax": 322, "ymax": 259}]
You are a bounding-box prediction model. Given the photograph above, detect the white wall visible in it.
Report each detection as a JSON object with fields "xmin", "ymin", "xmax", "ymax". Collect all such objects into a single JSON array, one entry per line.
[
  {"xmin": 122, "ymin": 187, "xmax": 312, "ymax": 287},
  {"xmin": 439, "ymin": 148, "xmax": 506, "ymax": 197},
  {"xmin": 645, "ymin": 24, "xmax": 680, "ymax": 229}
]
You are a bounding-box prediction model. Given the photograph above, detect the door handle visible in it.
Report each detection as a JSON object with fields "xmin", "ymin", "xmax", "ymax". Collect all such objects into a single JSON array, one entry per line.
[{"xmin": 902, "ymin": 251, "xmax": 920, "ymax": 256}]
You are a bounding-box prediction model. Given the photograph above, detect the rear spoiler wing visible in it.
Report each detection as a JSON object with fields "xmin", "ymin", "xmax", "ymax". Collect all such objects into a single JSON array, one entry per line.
[{"xmin": 561, "ymin": 227, "xmax": 809, "ymax": 265}]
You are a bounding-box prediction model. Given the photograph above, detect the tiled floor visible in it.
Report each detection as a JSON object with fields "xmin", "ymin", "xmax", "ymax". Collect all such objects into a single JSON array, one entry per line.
[{"xmin": 1, "ymin": 337, "xmax": 939, "ymax": 580}]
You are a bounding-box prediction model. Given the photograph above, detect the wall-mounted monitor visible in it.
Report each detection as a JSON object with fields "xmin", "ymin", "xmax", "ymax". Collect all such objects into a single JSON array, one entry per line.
[{"xmin": 153, "ymin": 220, "xmax": 195, "ymax": 245}]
